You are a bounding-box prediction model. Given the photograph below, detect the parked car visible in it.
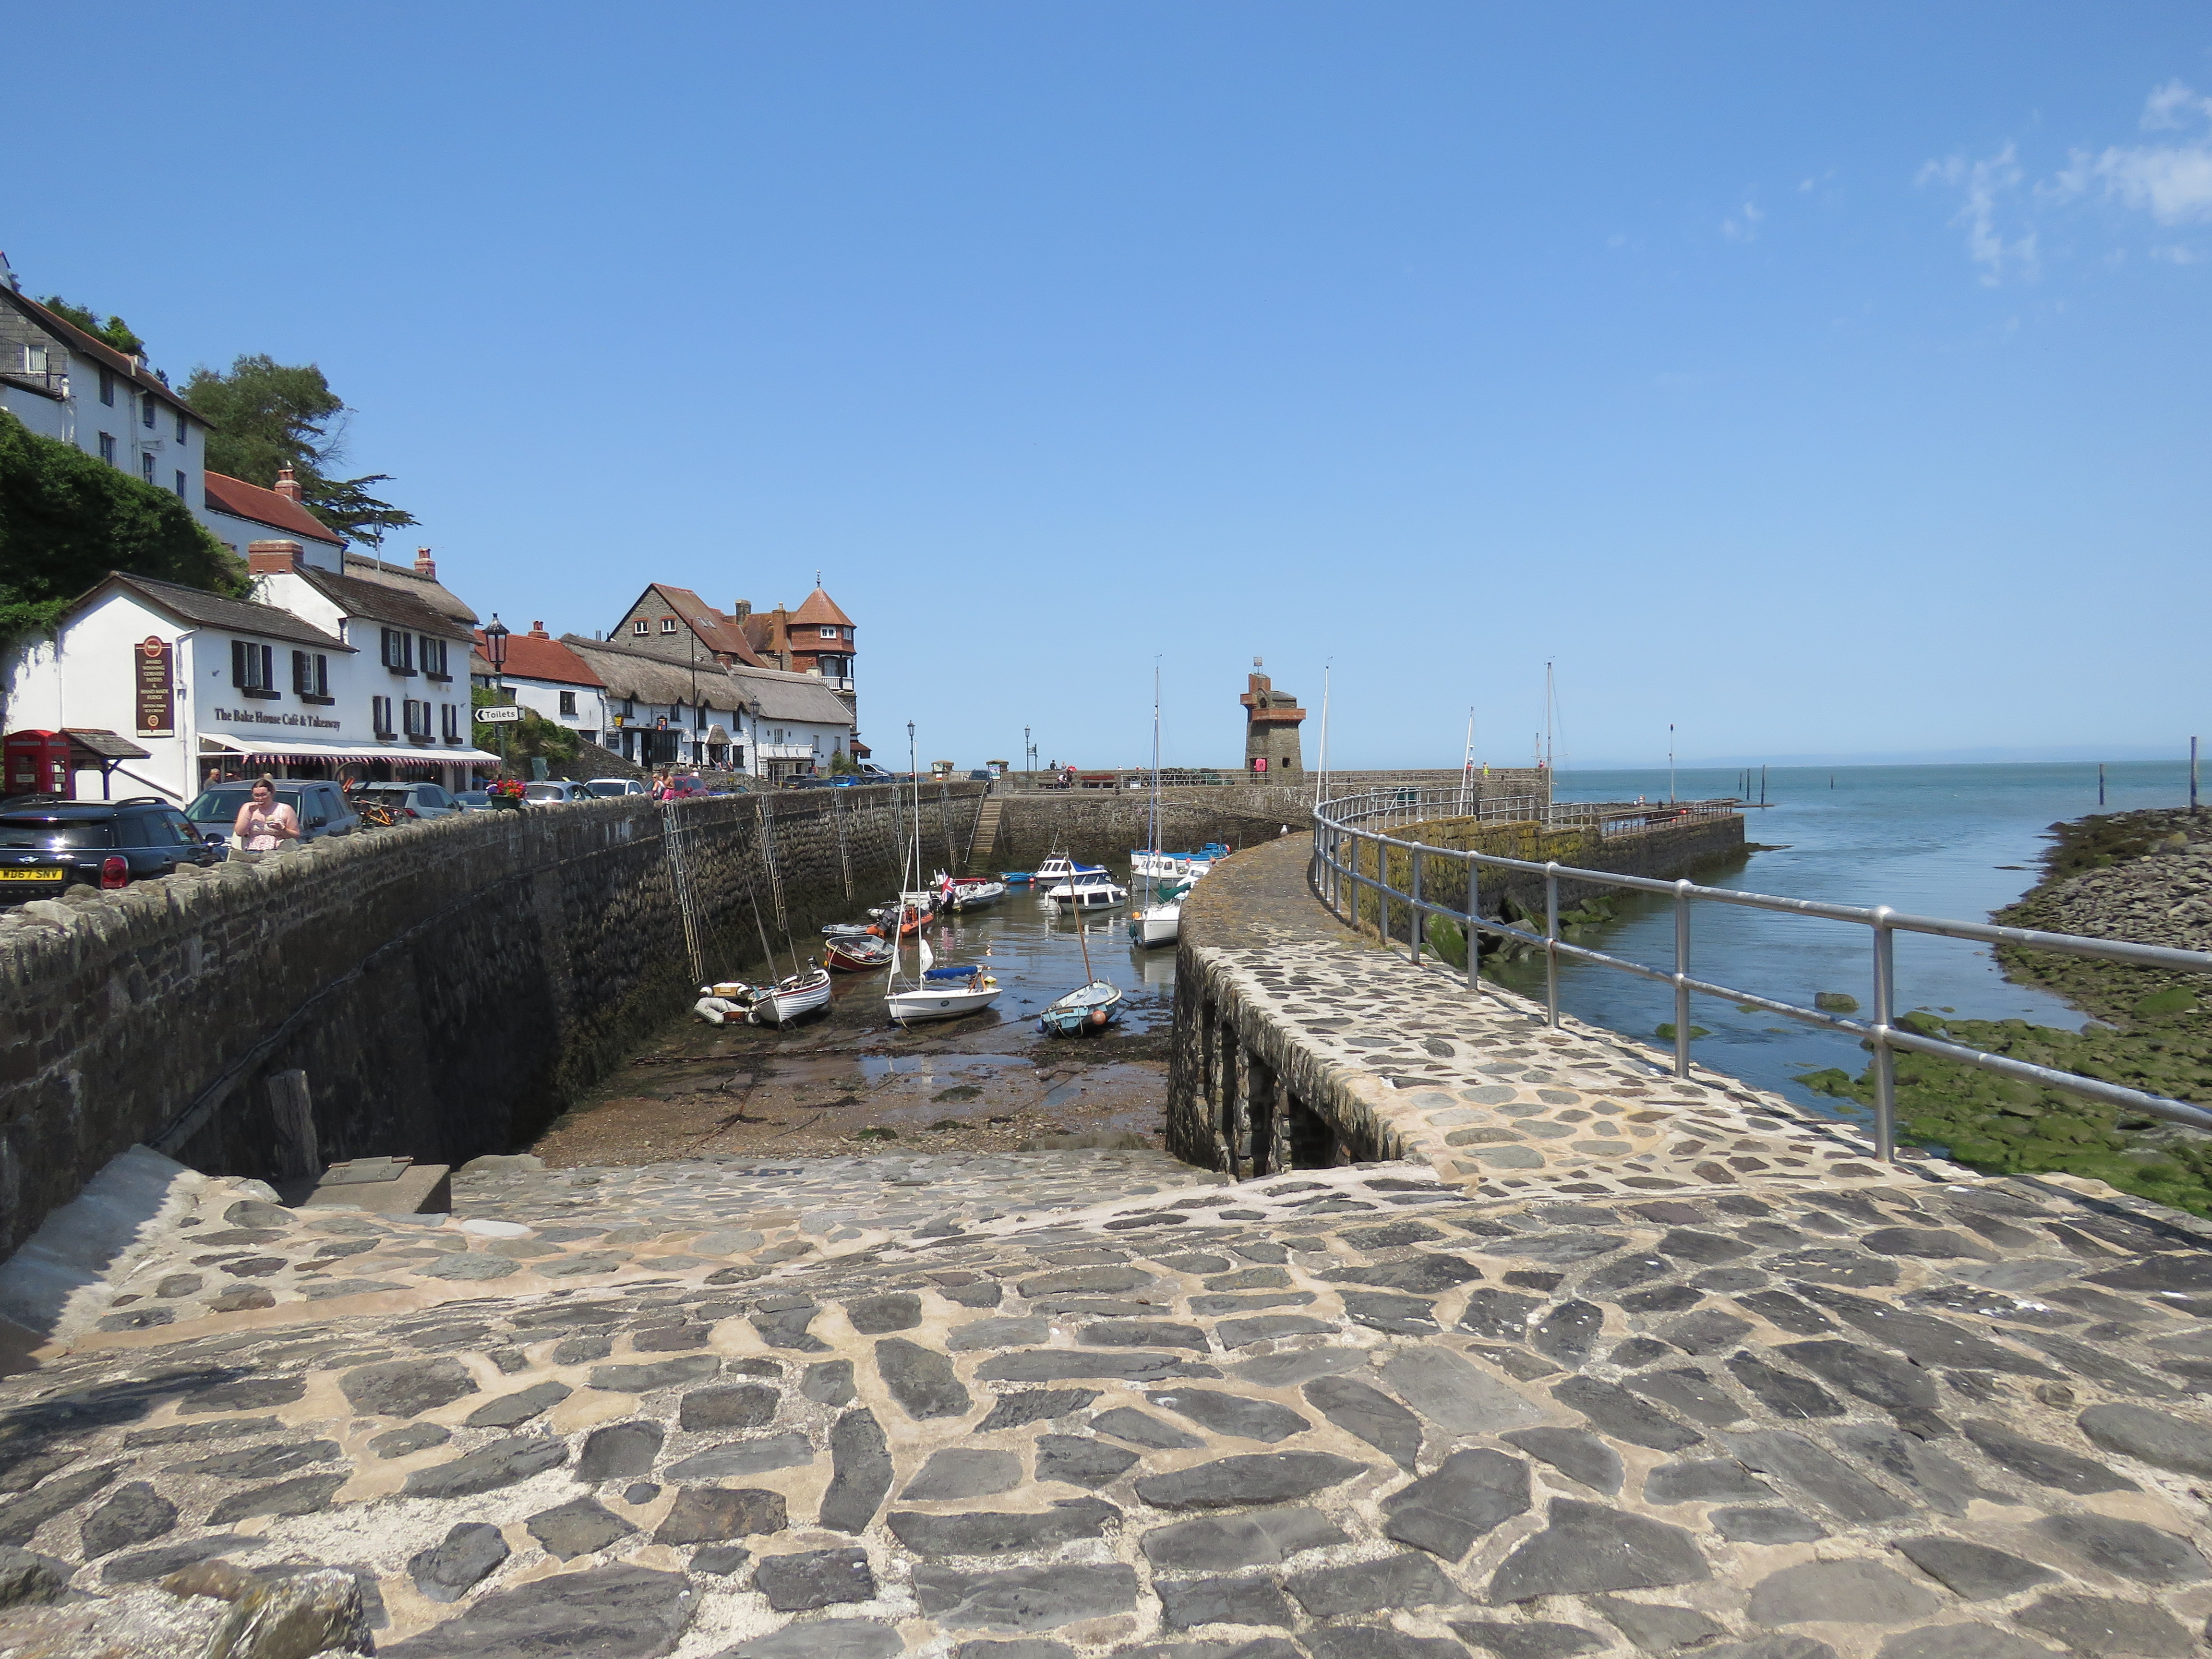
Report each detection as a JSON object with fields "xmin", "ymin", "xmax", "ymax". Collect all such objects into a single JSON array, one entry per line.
[
  {"xmin": 966, "ymin": 769, "xmax": 993, "ymax": 781},
  {"xmin": 184, "ymin": 780, "xmax": 359, "ymax": 853},
  {"xmin": 583, "ymin": 778, "xmax": 647, "ymax": 798},
  {"xmin": 854, "ymin": 762, "xmax": 895, "ymax": 782},
  {"xmin": 661, "ymin": 775, "xmax": 714, "ymax": 799},
  {"xmin": 522, "ymin": 781, "xmax": 592, "ymax": 806},
  {"xmin": 454, "ymin": 789, "xmax": 496, "ymax": 812},
  {"xmin": 0, "ymin": 797, "xmax": 220, "ymax": 903},
  {"xmin": 349, "ymin": 781, "xmax": 466, "ymax": 823}
]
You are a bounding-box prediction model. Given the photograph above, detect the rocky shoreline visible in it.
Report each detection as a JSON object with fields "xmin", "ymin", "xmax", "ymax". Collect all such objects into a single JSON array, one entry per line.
[{"xmin": 1799, "ymin": 807, "xmax": 2212, "ymax": 1216}]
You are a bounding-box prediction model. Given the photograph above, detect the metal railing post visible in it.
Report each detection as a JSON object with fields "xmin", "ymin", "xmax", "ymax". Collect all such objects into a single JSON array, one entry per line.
[
  {"xmin": 1410, "ymin": 847, "xmax": 1424, "ymax": 966},
  {"xmin": 1871, "ymin": 908, "xmax": 1897, "ymax": 1161},
  {"xmin": 1543, "ymin": 863, "xmax": 1560, "ymax": 1028},
  {"xmin": 1673, "ymin": 879, "xmax": 1692, "ymax": 1078},
  {"xmin": 1464, "ymin": 851, "xmax": 1481, "ymax": 996}
]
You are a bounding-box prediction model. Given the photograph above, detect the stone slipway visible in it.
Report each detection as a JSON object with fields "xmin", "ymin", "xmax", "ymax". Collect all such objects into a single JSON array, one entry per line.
[
  {"xmin": 1169, "ymin": 834, "xmax": 1928, "ymax": 1200},
  {"xmin": 1, "ymin": 844, "xmax": 2212, "ymax": 1652}
]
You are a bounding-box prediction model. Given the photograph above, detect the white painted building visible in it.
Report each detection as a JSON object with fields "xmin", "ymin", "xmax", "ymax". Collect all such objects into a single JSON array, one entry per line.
[
  {"xmin": 467, "ymin": 624, "xmax": 609, "ymax": 740},
  {"xmin": 560, "ymin": 637, "xmax": 856, "ymax": 779},
  {"xmin": 0, "ymin": 272, "xmax": 210, "ymax": 512},
  {"xmin": 201, "ymin": 468, "xmax": 346, "ymax": 572},
  {"xmin": 2, "ymin": 559, "xmax": 496, "ymax": 804}
]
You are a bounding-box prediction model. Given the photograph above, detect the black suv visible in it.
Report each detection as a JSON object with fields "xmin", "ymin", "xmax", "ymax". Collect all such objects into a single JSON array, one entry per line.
[{"xmin": 0, "ymin": 797, "xmax": 220, "ymax": 904}]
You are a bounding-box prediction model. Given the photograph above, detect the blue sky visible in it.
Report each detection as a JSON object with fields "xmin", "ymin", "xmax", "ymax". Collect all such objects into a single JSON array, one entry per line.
[{"xmin": 8, "ymin": 4, "xmax": 2210, "ymax": 769}]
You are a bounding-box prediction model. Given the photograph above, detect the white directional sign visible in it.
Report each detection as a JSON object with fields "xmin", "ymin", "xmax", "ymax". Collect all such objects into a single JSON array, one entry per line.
[{"xmin": 474, "ymin": 705, "xmax": 524, "ymax": 724}]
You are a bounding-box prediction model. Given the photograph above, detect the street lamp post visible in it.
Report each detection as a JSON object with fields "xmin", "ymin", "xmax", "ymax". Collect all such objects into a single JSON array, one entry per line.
[{"xmin": 482, "ymin": 614, "xmax": 511, "ymax": 776}]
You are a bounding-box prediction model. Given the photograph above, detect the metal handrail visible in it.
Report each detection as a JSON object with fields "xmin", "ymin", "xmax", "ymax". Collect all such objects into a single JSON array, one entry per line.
[{"xmin": 1311, "ymin": 788, "xmax": 2212, "ymax": 1159}]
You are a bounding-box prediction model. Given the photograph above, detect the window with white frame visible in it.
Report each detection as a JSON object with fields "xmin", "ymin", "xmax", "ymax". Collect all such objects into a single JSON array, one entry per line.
[
  {"xmin": 291, "ymin": 651, "xmax": 330, "ymax": 698},
  {"xmin": 559, "ymin": 690, "xmax": 577, "ymax": 717},
  {"xmin": 442, "ymin": 703, "xmax": 460, "ymax": 741},
  {"xmin": 372, "ymin": 695, "xmax": 395, "ymax": 735},
  {"xmin": 404, "ymin": 698, "xmax": 432, "ymax": 739},
  {"xmin": 139, "ymin": 452, "xmax": 155, "ymax": 484},
  {"xmin": 820, "ymin": 625, "xmax": 837, "ymax": 638},
  {"xmin": 98, "ymin": 432, "xmax": 115, "ymax": 464},
  {"xmin": 421, "ymin": 637, "xmax": 449, "ymax": 678},
  {"xmin": 381, "ymin": 628, "xmax": 415, "ymax": 672},
  {"xmin": 141, "ymin": 394, "xmax": 156, "ymax": 430},
  {"xmin": 632, "ymin": 619, "xmax": 649, "ymax": 636},
  {"xmin": 660, "ymin": 616, "xmax": 678, "ymax": 633}
]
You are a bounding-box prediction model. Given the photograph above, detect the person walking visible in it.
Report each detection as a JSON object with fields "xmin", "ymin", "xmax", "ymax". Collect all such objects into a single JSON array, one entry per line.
[{"xmin": 231, "ymin": 775, "xmax": 300, "ymax": 857}]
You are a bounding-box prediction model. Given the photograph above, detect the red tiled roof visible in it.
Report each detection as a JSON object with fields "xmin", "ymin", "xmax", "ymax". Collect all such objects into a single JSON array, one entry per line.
[
  {"xmin": 474, "ymin": 631, "xmax": 604, "ymax": 688},
  {"xmin": 202, "ymin": 471, "xmax": 344, "ymax": 547},
  {"xmin": 790, "ymin": 586, "xmax": 854, "ymax": 628}
]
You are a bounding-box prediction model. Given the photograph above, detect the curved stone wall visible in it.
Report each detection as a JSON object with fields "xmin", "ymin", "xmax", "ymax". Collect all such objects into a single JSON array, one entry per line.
[{"xmin": 0, "ymin": 783, "xmax": 985, "ymax": 1255}]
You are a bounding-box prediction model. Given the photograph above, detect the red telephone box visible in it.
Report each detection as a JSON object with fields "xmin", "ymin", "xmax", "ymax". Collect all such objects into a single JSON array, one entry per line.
[{"xmin": 4, "ymin": 731, "xmax": 73, "ymax": 800}]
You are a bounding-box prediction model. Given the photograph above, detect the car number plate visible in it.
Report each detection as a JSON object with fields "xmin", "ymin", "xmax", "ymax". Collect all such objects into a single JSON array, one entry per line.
[{"xmin": 0, "ymin": 870, "xmax": 60, "ymax": 881}]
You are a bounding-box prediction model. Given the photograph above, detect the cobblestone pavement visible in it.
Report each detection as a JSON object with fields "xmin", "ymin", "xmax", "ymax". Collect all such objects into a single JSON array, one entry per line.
[{"xmin": 4, "ymin": 1144, "xmax": 2212, "ymax": 1656}]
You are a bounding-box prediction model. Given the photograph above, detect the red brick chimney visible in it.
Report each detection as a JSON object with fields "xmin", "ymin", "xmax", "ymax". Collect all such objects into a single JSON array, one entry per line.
[
  {"xmin": 247, "ymin": 539, "xmax": 304, "ymax": 575},
  {"xmin": 274, "ymin": 465, "xmax": 301, "ymax": 503},
  {"xmin": 529, "ymin": 621, "xmax": 550, "ymax": 639},
  {"xmin": 413, "ymin": 546, "xmax": 437, "ymax": 579}
]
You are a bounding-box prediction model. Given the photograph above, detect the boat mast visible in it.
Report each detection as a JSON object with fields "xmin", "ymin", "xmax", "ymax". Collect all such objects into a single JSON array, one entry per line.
[
  {"xmin": 1149, "ymin": 663, "xmax": 1163, "ymax": 902},
  {"xmin": 904, "ymin": 721, "xmax": 920, "ymax": 988},
  {"xmin": 1461, "ymin": 706, "xmax": 1474, "ymax": 816},
  {"xmin": 1543, "ymin": 660, "xmax": 1554, "ymax": 774},
  {"xmin": 1313, "ymin": 662, "xmax": 1331, "ymax": 810}
]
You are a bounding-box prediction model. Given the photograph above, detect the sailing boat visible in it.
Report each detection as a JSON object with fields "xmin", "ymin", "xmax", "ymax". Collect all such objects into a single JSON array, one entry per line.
[
  {"xmin": 885, "ymin": 722, "xmax": 1003, "ymax": 1025},
  {"xmin": 1129, "ymin": 666, "xmax": 1184, "ymax": 950}
]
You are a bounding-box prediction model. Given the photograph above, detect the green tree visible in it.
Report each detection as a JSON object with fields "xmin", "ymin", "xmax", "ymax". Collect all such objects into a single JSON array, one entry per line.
[
  {"xmin": 183, "ymin": 355, "xmax": 418, "ymax": 547},
  {"xmin": 0, "ymin": 412, "xmax": 245, "ymax": 711},
  {"xmin": 39, "ymin": 296, "xmax": 144, "ymax": 357}
]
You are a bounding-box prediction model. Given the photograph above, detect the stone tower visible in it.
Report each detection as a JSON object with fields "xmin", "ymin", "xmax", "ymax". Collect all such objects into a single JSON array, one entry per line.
[{"xmin": 1240, "ymin": 667, "xmax": 1305, "ymax": 774}]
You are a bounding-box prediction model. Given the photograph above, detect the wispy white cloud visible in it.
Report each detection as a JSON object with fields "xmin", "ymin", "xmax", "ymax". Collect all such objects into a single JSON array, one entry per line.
[
  {"xmin": 1918, "ymin": 144, "xmax": 2038, "ymax": 283},
  {"xmin": 1720, "ymin": 200, "xmax": 1763, "ymax": 242},
  {"xmin": 2048, "ymin": 82, "xmax": 2212, "ymax": 225},
  {"xmin": 1923, "ymin": 82, "xmax": 2212, "ymax": 280}
]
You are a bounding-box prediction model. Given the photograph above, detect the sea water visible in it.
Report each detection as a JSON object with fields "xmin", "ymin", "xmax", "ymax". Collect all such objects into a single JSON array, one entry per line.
[{"xmin": 1503, "ymin": 761, "xmax": 2205, "ymax": 1116}]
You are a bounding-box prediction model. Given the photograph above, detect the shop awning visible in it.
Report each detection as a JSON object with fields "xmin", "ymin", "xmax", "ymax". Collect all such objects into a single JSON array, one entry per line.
[{"xmin": 199, "ymin": 734, "xmax": 500, "ymax": 764}]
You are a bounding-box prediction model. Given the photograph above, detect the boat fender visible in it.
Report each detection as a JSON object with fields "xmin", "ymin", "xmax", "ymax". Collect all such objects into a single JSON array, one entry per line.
[{"xmin": 1088, "ymin": 1008, "xmax": 1109, "ymax": 1028}]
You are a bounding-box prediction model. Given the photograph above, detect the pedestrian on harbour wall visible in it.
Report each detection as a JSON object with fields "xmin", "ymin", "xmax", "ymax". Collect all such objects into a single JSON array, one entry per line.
[{"xmin": 231, "ymin": 775, "xmax": 300, "ymax": 857}]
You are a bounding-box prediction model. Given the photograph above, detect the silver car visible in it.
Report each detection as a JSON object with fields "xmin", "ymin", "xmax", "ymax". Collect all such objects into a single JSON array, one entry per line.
[
  {"xmin": 522, "ymin": 781, "xmax": 592, "ymax": 806},
  {"xmin": 583, "ymin": 777, "xmax": 647, "ymax": 798},
  {"xmin": 350, "ymin": 781, "xmax": 466, "ymax": 822}
]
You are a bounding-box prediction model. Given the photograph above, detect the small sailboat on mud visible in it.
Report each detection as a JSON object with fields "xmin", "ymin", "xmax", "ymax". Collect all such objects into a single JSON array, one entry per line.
[{"xmin": 885, "ymin": 723, "xmax": 1003, "ymax": 1026}]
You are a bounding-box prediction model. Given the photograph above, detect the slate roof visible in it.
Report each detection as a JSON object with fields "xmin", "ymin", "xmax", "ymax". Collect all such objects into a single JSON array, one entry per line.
[
  {"xmin": 295, "ymin": 567, "xmax": 475, "ymax": 642},
  {"xmin": 200, "ymin": 472, "xmax": 345, "ymax": 548},
  {"xmin": 78, "ymin": 574, "xmax": 351, "ymax": 650},
  {"xmin": 0, "ymin": 289, "xmax": 203, "ymax": 421},
  {"xmin": 635, "ymin": 584, "xmax": 767, "ymax": 667}
]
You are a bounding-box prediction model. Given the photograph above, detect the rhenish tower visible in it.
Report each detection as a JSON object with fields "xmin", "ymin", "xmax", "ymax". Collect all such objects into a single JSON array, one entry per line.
[{"xmin": 1240, "ymin": 661, "xmax": 1305, "ymax": 774}]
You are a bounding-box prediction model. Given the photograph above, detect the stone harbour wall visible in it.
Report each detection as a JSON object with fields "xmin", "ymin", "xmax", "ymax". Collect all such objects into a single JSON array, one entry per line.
[
  {"xmin": 0, "ymin": 782, "xmax": 986, "ymax": 1255},
  {"xmin": 994, "ymin": 770, "xmax": 1550, "ymax": 870}
]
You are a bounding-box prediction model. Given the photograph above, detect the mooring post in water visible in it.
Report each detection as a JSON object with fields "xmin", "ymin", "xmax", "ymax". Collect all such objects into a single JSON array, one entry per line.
[
  {"xmin": 2193, "ymin": 737, "xmax": 2200, "ymax": 811},
  {"xmin": 1870, "ymin": 907, "xmax": 1898, "ymax": 1161},
  {"xmin": 267, "ymin": 1070, "xmax": 320, "ymax": 1181},
  {"xmin": 2099, "ymin": 762, "xmax": 2106, "ymax": 807}
]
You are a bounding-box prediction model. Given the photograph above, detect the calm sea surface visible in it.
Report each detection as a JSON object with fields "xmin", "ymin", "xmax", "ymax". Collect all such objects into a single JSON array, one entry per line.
[{"xmin": 1483, "ymin": 761, "xmax": 2207, "ymax": 1115}]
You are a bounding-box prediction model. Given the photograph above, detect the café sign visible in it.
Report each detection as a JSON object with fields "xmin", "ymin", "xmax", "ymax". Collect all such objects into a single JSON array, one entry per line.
[{"xmin": 134, "ymin": 636, "xmax": 173, "ymax": 735}]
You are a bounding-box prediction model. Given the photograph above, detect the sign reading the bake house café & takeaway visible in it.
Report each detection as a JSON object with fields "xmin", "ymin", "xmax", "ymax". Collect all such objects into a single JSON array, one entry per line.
[{"xmin": 133, "ymin": 636, "xmax": 174, "ymax": 736}]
